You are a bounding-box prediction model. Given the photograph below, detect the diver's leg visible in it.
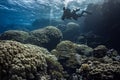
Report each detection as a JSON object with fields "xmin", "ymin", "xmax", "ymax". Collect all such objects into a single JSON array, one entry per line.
[
  {"xmin": 61, "ymin": 15, "xmax": 65, "ymax": 20},
  {"xmin": 80, "ymin": 11, "xmax": 85, "ymax": 16},
  {"xmin": 61, "ymin": 16, "xmax": 65, "ymax": 20},
  {"xmin": 78, "ymin": 11, "xmax": 85, "ymax": 17},
  {"xmin": 77, "ymin": 10, "xmax": 92, "ymax": 18},
  {"xmin": 82, "ymin": 11, "xmax": 92, "ymax": 15}
]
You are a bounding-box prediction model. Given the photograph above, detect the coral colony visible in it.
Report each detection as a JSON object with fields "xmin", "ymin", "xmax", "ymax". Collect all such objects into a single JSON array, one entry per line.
[{"xmin": 0, "ymin": 0, "xmax": 120, "ymax": 80}]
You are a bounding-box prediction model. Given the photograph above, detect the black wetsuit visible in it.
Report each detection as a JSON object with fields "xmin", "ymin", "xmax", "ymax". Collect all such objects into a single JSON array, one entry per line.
[
  {"xmin": 62, "ymin": 7, "xmax": 92, "ymax": 20},
  {"xmin": 62, "ymin": 8, "xmax": 71, "ymax": 20}
]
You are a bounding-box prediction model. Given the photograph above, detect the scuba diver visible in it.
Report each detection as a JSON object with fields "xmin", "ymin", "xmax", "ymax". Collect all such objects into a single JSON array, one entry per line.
[
  {"xmin": 61, "ymin": 7, "xmax": 92, "ymax": 20},
  {"xmin": 61, "ymin": 7, "xmax": 72, "ymax": 20}
]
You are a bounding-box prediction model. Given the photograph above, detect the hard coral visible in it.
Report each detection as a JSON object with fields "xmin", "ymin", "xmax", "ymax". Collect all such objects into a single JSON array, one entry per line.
[
  {"xmin": 46, "ymin": 55, "xmax": 64, "ymax": 79},
  {"xmin": 93, "ymin": 45, "xmax": 108, "ymax": 58},
  {"xmin": 27, "ymin": 26, "xmax": 63, "ymax": 50},
  {"xmin": 79, "ymin": 60, "xmax": 120, "ymax": 80},
  {"xmin": 80, "ymin": 64, "xmax": 90, "ymax": 72},
  {"xmin": 63, "ymin": 22, "xmax": 80, "ymax": 41},
  {"xmin": 0, "ymin": 30, "xmax": 29, "ymax": 43},
  {"xmin": 51, "ymin": 40, "xmax": 92, "ymax": 76},
  {"xmin": 0, "ymin": 40, "xmax": 48, "ymax": 80},
  {"xmin": 0, "ymin": 26, "xmax": 63, "ymax": 51}
]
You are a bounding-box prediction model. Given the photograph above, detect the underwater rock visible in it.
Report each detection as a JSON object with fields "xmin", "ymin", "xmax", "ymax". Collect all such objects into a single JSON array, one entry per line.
[
  {"xmin": 79, "ymin": 61, "xmax": 120, "ymax": 80},
  {"xmin": 63, "ymin": 22, "xmax": 80, "ymax": 41},
  {"xmin": 26, "ymin": 26, "xmax": 63, "ymax": 50},
  {"xmin": 0, "ymin": 30, "xmax": 30, "ymax": 43},
  {"xmin": 93, "ymin": 45, "xmax": 108, "ymax": 58},
  {"xmin": 0, "ymin": 40, "xmax": 64, "ymax": 80}
]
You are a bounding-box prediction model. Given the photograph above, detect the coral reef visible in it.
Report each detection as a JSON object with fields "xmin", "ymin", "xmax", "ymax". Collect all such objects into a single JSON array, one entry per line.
[
  {"xmin": 46, "ymin": 54, "xmax": 64, "ymax": 79},
  {"xmin": 62, "ymin": 22, "xmax": 81, "ymax": 41},
  {"xmin": 76, "ymin": 31, "xmax": 105, "ymax": 47},
  {"xmin": 27, "ymin": 26, "xmax": 63, "ymax": 50},
  {"xmin": 0, "ymin": 26, "xmax": 63, "ymax": 51},
  {"xmin": 52, "ymin": 40, "xmax": 93, "ymax": 57},
  {"xmin": 66, "ymin": 22, "xmax": 80, "ymax": 31},
  {"xmin": 0, "ymin": 40, "xmax": 64, "ymax": 80},
  {"xmin": 51, "ymin": 40, "xmax": 120, "ymax": 80},
  {"xmin": 75, "ymin": 44, "xmax": 93, "ymax": 57},
  {"xmin": 0, "ymin": 40, "xmax": 47, "ymax": 80},
  {"xmin": 0, "ymin": 39, "xmax": 119, "ymax": 80},
  {"xmin": 79, "ymin": 61, "xmax": 120, "ymax": 80},
  {"xmin": 0, "ymin": 0, "xmax": 120, "ymax": 79},
  {"xmin": 0, "ymin": 30, "xmax": 30, "ymax": 43},
  {"xmin": 93, "ymin": 45, "xmax": 108, "ymax": 58},
  {"xmin": 51, "ymin": 41, "xmax": 81, "ymax": 75},
  {"xmin": 51, "ymin": 40, "xmax": 93, "ymax": 77}
]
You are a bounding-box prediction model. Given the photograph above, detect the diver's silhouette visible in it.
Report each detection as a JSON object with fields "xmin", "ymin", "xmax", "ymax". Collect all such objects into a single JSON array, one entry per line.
[
  {"xmin": 71, "ymin": 8, "xmax": 80, "ymax": 20},
  {"xmin": 61, "ymin": 7, "xmax": 92, "ymax": 20},
  {"xmin": 62, "ymin": 7, "xmax": 72, "ymax": 20}
]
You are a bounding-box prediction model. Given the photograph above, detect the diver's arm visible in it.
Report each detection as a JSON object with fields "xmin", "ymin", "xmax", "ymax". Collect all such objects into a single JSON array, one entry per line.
[{"xmin": 75, "ymin": 8, "xmax": 80, "ymax": 12}]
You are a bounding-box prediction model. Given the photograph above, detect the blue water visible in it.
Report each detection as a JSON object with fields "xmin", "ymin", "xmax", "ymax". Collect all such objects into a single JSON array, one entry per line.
[{"xmin": 0, "ymin": 0, "xmax": 105, "ymax": 32}]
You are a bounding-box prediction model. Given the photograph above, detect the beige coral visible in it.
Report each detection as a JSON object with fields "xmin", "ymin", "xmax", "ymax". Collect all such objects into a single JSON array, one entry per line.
[
  {"xmin": 79, "ymin": 60, "xmax": 120, "ymax": 80},
  {"xmin": 0, "ymin": 40, "xmax": 48, "ymax": 80}
]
